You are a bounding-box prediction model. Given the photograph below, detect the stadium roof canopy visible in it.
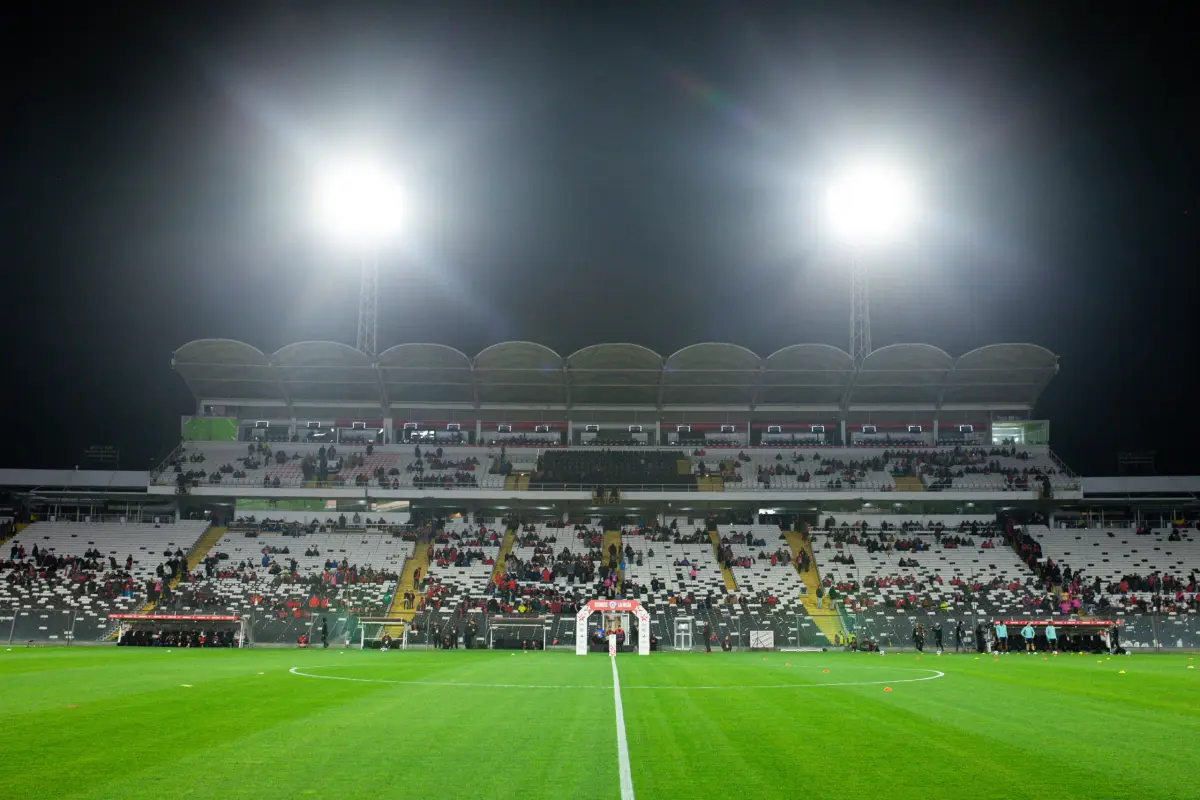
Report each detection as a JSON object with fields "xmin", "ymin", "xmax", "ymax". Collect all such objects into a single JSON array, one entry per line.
[{"xmin": 173, "ymin": 339, "xmax": 1058, "ymax": 410}]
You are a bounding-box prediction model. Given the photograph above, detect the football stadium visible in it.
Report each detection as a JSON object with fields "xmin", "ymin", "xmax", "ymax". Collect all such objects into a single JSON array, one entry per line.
[
  {"xmin": 5, "ymin": 5, "xmax": 1200, "ymax": 800},
  {"xmin": 2, "ymin": 338, "xmax": 1199, "ymax": 799}
]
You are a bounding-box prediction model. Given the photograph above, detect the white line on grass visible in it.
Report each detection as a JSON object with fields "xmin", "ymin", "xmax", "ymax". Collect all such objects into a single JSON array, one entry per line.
[
  {"xmin": 287, "ymin": 664, "xmax": 945, "ymax": 690},
  {"xmin": 610, "ymin": 656, "xmax": 636, "ymax": 800}
]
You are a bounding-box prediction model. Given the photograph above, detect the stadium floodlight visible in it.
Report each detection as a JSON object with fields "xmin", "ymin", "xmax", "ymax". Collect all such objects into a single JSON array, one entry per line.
[
  {"xmin": 311, "ymin": 154, "xmax": 407, "ymax": 357},
  {"xmin": 824, "ymin": 160, "xmax": 918, "ymax": 249},
  {"xmin": 824, "ymin": 159, "xmax": 919, "ymax": 366},
  {"xmin": 313, "ymin": 155, "xmax": 407, "ymax": 249}
]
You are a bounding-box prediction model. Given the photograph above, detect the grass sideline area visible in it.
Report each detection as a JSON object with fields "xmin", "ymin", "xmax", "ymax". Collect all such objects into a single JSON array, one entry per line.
[{"xmin": 2, "ymin": 647, "xmax": 1197, "ymax": 799}]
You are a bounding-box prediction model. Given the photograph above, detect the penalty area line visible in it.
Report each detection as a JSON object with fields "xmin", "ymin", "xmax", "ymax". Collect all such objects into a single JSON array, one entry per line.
[{"xmin": 610, "ymin": 656, "xmax": 636, "ymax": 800}]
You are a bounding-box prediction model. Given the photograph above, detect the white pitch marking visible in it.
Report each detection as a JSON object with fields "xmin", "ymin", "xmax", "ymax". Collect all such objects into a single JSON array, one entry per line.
[
  {"xmin": 287, "ymin": 664, "xmax": 945, "ymax": 690},
  {"xmin": 611, "ymin": 656, "xmax": 636, "ymax": 800}
]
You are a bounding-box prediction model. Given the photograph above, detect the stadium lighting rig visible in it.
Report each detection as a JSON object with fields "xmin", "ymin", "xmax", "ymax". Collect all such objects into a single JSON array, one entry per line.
[
  {"xmin": 824, "ymin": 160, "xmax": 919, "ymax": 366},
  {"xmin": 312, "ymin": 155, "xmax": 408, "ymax": 357}
]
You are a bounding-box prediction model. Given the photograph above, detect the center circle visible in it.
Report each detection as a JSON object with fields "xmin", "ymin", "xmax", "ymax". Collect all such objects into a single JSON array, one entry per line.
[{"xmin": 288, "ymin": 664, "xmax": 945, "ymax": 690}]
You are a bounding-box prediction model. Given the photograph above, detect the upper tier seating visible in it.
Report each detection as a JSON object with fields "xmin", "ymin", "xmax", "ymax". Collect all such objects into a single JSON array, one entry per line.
[
  {"xmin": 158, "ymin": 442, "xmax": 525, "ymax": 489},
  {"xmin": 533, "ymin": 450, "xmax": 693, "ymax": 488},
  {"xmin": 692, "ymin": 446, "xmax": 1075, "ymax": 492},
  {"xmin": 159, "ymin": 442, "xmax": 1077, "ymax": 493}
]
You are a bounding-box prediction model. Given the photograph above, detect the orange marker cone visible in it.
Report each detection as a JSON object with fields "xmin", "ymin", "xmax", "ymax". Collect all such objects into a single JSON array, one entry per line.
[{"xmin": 884, "ymin": 687, "xmax": 892, "ymax": 692}]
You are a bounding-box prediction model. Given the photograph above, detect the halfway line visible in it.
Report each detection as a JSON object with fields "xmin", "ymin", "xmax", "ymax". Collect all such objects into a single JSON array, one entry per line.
[{"xmin": 610, "ymin": 656, "xmax": 636, "ymax": 800}]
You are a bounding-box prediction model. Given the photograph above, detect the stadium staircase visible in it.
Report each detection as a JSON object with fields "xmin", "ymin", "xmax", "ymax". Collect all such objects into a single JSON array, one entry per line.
[
  {"xmin": 381, "ymin": 540, "xmax": 431, "ymax": 632},
  {"xmin": 603, "ymin": 529, "xmax": 623, "ymax": 589},
  {"xmin": 709, "ymin": 530, "xmax": 738, "ymax": 591},
  {"xmin": 893, "ymin": 476, "xmax": 924, "ymax": 492},
  {"xmin": 784, "ymin": 531, "xmax": 846, "ymax": 645},
  {"xmin": 490, "ymin": 527, "xmax": 516, "ymax": 583},
  {"xmin": 185, "ymin": 525, "xmax": 226, "ymax": 571},
  {"xmin": 503, "ymin": 474, "xmax": 531, "ymax": 491}
]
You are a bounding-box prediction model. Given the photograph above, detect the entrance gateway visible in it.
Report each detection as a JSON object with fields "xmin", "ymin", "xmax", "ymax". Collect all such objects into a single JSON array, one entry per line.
[{"xmin": 575, "ymin": 599, "xmax": 651, "ymax": 656}]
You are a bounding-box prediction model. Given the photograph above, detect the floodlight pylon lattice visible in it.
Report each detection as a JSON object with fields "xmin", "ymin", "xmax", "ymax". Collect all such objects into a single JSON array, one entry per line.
[
  {"xmin": 357, "ymin": 253, "xmax": 379, "ymax": 357},
  {"xmin": 850, "ymin": 256, "xmax": 871, "ymax": 367}
]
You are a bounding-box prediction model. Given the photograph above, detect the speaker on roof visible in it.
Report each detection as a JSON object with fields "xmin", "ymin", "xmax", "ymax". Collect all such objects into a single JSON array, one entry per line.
[
  {"xmin": 629, "ymin": 425, "xmax": 643, "ymax": 433},
  {"xmin": 351, "ymin": 421, "xmax": 366, "ymax": 430},
  {"xmin": 908, "ymin": 425, "xmax": 923, "ymax": 434},
  {"xmin": 721, "ymin": 425, "xmax": 736, "ymax": 433},
  {"xmin": 254, "ymin": 421, "xmax": 268, "ymax": 429},
  {"xmin": 811, "ymin": 425, "xmax": 825, "ymax": 433},
  {"xmin": 862, "ymin": 425, "xmax": 877, "ymax": 434},
  {"xmin": 497, "ymin": 424, "xmax": 512, "ymax": 433},
  {"xmin": 677, "ymin": 425, "xmax": 691, "ymax": 433},
  {"xmin": 959, "ymin": 424, "xmax": 974, "ymax": 433},
  {"xmin": 766, "ymin": 425, "xmax": 781, "ymax": 434},
  {"xmin": 402, "ymin": 422, "xmax": 418, "ymax": 430},
  {"xmin": 446, "ymin": 423, "xmax": 460, "ymax": 431},
  {"xmin": 307, "ymin": 421, "xmax": 321, "ymax": 429},
  {"xmin": 584, "ymin": 424, "xmax": 600, "ymax": 432},
  {"xmin": 534, "ymin": 424, "xmax": 549, "ymax": 433}
]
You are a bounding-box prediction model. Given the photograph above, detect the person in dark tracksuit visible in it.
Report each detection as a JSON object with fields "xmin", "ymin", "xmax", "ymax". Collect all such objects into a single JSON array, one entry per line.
[{"xmin": 321, "ymin": 617, "xmax": 328, "ymax": 648}]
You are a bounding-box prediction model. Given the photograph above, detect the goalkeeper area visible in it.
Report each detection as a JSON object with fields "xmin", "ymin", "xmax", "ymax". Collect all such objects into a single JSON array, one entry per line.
[{"xmin": 2, "ymin": 647, "xmax": 1198, "ymax": 799}]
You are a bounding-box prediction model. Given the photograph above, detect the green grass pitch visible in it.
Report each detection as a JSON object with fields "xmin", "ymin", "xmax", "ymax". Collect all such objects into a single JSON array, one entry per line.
[{"xmin": 2, "ymin": 646, "xmax": 1197, "ymax": 799}]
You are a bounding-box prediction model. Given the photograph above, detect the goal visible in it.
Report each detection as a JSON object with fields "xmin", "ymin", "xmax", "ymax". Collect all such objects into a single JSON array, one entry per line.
[
  {"xmin": 488, "ymin": 617, "xmax": 549, "ymax": 650},
  {"xmin": 357, "ymin": 618, "xmax": 408, "ymax": 650},
  {"xmin": 575, "ymin": 599, "xmax": 651, "ymax": 656}
]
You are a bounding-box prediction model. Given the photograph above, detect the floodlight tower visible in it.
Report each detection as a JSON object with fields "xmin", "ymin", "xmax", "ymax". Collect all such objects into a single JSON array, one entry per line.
[
  {"xmin": 357, "ymin": 253, "xmax": 380, "ymax": 357},
  {"xmin": 849, "ymin": 258, "xmax": 871, "ymax": 367},
  {"xmin": 825, "ymin": 161, "xmax": 917, "ymax": 366},
  {"xmin": 313, "ymin": 156, "xmax": 406, "ymax": 357}
]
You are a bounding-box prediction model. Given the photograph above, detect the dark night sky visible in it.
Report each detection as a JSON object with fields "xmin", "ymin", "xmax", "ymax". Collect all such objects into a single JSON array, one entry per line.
[{"xmin": 2, "ymin": 2, "xmax": 1196, "ymax": 475}]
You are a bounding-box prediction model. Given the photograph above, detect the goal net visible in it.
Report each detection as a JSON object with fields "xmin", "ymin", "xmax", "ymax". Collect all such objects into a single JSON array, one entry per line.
[
  {"xmin": 357, "ymin": 618, "xmax": 408, "ymax": 650},
  {"xmin": 488, "ymin": 617, "xmax": 550, "ymax": 650}
]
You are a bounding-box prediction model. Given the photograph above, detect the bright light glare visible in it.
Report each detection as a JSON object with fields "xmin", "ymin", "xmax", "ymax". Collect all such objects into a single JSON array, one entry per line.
[
  {"xmin": 825, "ymin": 161, "xmax": 918, "ymax": 248},
  {"xmin": 313, "ymin": 156, "xmax": 407, "ymax": 249}
]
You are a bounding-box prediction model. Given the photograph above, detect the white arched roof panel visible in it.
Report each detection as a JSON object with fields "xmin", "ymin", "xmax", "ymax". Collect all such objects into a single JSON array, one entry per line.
[
  {"xmin": 759, "ymin": 344, "xmax": 855, "ymax": 405},
  {"xmin": 473, "ymin": 341, "xmax": 566, "ymax": 405},
  {"xmin": 378, "ymin": 344, "xmax": 474, "ymax": 404}
]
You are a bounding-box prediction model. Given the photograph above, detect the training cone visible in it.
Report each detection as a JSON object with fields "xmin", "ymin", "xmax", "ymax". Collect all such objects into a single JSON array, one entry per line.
[
  {"xmin": 823, "ymin": 669, "xmax": 829, "ymax": 673},
  {"xmin": 1119, "ymin": 670, "xmax": 1126, "ymax": 674},
  {"xmin": 884, "ymin": 687, "xmax": 892, "ymax": 692},
  {"xmin": 974, "ymin": 657, "xmax": 979, "ymax": 660},
  {"xmin": 1188, "ymin": 666, "xmax": 1194, "ymax": 670},
  {"xmin": 785, "ymin": 662, "xmax": 791, "ymax": 667},
  {"xmin": 1043, "ymin": 657, "xmax": 1047, "ymax": 661}
]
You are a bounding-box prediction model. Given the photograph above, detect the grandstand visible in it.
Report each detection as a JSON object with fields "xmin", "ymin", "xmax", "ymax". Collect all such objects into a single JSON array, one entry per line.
[{"xmin": 0, "ymin": 337, "xmax": 1196, "ymax": 652}]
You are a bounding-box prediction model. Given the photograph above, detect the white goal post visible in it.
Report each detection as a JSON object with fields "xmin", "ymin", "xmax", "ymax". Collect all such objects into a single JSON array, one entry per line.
[
  {"xmin": 358, "ymin": 618, "xmax": 407, "ymax": 650},
  {"xmin": 487, "ymin": 617, "xmax": 549, "ymax": 650},
  {"xmin": 575, "ymin": 599, "xmax": 651, "ymax": 656}
]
